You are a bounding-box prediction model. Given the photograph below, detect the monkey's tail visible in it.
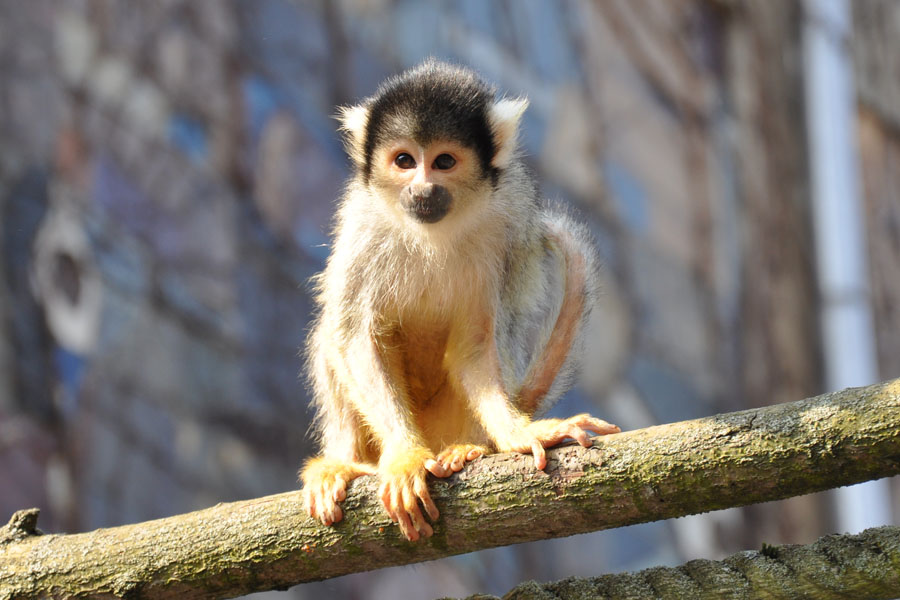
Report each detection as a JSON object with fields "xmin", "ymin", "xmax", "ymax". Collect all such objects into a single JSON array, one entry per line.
[{"xmin": 517, "ymin": 220, "xmax": 591, "ymax": 416}]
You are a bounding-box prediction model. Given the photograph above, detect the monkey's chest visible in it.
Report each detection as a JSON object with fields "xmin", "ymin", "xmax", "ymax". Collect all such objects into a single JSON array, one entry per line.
[{"xmin": 398, "ymin": 325, "xmax": 483, "ymax": 450}]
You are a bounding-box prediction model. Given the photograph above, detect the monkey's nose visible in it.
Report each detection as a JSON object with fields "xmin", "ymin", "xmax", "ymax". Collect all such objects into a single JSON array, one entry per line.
[{"xmin": 403, "ymin": 184, "xmax": 452, "ymax": 224}]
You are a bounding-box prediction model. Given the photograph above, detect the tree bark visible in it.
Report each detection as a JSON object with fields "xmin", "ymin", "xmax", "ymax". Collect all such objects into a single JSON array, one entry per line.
[
  {"xmin": 472, "ymin": 525, "xmax": 900, "ymax": 600},
  {"xmin": 1, "ymin": 378, "xmax": 898, "ymax": 600}
]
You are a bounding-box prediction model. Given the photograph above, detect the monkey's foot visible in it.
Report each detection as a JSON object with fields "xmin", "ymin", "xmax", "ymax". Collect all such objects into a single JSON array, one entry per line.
[
  {"xmin": 300, "ymin": 457, "xmax": 376, "ymax": 526},
  {"xmin": 378, "ymin": 447, "xmax": 440, "ymax": 541},
  {"xmin": 426, "ymin": 444, "xmax": 488, "ymax": 477},
  {"xmin": 501, "ymin": 413, "xmax": 620, "ymax": 470}
]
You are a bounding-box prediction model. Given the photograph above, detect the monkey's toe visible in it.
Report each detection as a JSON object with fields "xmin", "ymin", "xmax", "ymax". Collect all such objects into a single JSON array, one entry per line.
[{"xmin": 566, "ymin": 414, "xmax": 621, "ymax": 440}]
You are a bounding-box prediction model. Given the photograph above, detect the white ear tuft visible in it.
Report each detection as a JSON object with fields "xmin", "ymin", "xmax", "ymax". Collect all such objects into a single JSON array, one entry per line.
[
  {"xmin": 488, "ymin": 97, "xmax": 529, "ymax": 169},
  {"xmin": 336, "ymin": 104, "xmax": 369, "ymax": 166}
]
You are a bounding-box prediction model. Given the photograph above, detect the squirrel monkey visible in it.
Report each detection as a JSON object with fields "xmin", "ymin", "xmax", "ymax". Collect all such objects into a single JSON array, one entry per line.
[{"xmin": 300, "ymin": 60, "xmax": 619, "ymax": 541}]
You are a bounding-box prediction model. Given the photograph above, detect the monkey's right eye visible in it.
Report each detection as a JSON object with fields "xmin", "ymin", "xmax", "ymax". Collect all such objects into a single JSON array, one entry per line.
[
  {"xmin": 433, "ymin": 153, "xmax": 456, "ymax": 170},
  {"xmin": 394, "ymin": 153, "xmax": 416, "ymax": 169}
]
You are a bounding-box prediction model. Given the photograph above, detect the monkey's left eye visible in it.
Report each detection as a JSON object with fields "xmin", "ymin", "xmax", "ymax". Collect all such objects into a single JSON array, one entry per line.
[
  {"xmin": 433, "ymin": 154, "xmax": 456, "ymax": 170},
  {"xmin": 394, "ymin": 153, "xmax": 416, "ymax": 169}
]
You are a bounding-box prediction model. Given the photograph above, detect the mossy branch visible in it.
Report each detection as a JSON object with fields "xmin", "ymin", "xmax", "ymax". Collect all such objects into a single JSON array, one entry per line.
[
  {"xmin": 1, "ymin": 378, "xmax": 898, "ymax": 600},
  {"xmin": 473, "ymin": 525, "xmax": 900, "ymax": 600}
]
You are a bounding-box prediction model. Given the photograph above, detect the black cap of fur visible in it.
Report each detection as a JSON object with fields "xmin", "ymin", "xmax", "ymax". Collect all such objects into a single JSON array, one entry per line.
[{"xmin": 362, "ymin": 60, "xmax": 498, "ymax": 183}]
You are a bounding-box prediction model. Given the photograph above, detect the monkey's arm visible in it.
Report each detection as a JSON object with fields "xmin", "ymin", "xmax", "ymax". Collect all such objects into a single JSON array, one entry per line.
[{"xmin": 322, "ymin": 325, "xmax": 441, "ymax": 541}]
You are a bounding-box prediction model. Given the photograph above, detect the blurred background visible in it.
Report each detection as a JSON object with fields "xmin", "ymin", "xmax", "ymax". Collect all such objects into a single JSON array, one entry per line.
[{"xmin": 1, "ymin": 0, "xmax": 898, "ymax": 598}]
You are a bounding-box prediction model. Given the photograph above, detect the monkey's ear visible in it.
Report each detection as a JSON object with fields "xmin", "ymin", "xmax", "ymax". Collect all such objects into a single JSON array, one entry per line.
[
  {"xmin": 336, "ymin": 104, "xmax": 370, "ymax": 166},
  {"xmin": 488, "ymin": 97, "xmax": 529, "ymax": 169}
]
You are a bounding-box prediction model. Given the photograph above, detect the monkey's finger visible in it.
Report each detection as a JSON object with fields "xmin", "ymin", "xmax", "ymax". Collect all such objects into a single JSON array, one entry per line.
[
  {"xmin": 303, "ymin": 488, "xmax": 315, "ymax": 516},
  {"xmin": 425, "ymin": 458, "xmax": 450, "ymax": 478},
  {"xmin": 316, "ymin": 491, "xmax": 335, "ymax": 526},
  {"xmin": 395, "ymin": 503, "xmax": 418, "ymax": 542},
  {"xmin": 450, "ymin": 454, "xmax": 465, "ymax": 471},
  {"xmin": 419, "ymin": 521, "xmax": 434, "ymax": 538},
  {"xmin": 466, "ymin": 448, "xmax": 483, "ymax": 461},
  {"xmin": 332, "ymin": 476, "xmax": 347, "ymax": 502},
  {"xmin": 531, "ymin": 440, "xmax": 547, "ymax": 470},
  {"xmin": 378, "ymin": 482, "xmax": 388, "ymax": 509},
  {"xmin": 390, "ymin": 487, "xmax": 405, "ymax": 525},
  {"xmin": 311, "ymin": 489, "xmax": 327, "ymax": 524},
  {"xmin": 402, "ymin": 487, "xmax": 430, "ymax": 539},
  {"xmin": 323, "ymin": 490, "xmax": 342, "ymax": 525},
  {"xmin": 380, "ymin": 483, "xmax": 398, "ymax": 523},
  {"xmin": 414, "ymin": 477, "xmax": 440, "ymax": 522}
]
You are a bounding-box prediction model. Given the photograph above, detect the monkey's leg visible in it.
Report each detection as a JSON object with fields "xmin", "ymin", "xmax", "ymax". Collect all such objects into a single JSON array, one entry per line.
[
  {"xmin": 498, "ymin": 218, "xmax": 619, "ymax": 468},
  {"xmin": 301, "ymin": 346, "xmax": 377, "ymax": 526},
  {"xmin": 454, "ymin": 314, "xmax": 619, "ymax": 471},
  {"xmin": 336, "ymin": 333, "xmax": 441, "ymax": 541}
]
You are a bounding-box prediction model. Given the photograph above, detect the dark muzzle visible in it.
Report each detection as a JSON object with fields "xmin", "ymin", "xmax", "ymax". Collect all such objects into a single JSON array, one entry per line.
[{"xmin": 401, "ymin": 184, "xmax": 452, "ymax": 224}]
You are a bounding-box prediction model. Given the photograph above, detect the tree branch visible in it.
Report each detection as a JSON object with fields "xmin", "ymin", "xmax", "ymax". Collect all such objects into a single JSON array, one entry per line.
[
  {"xmin": 472, "ymin": 525, "xmax": 900, "ymax": 600},
  {"xmin": 1, "ymin": 378, "xmax": 898, "ymax": 600}
]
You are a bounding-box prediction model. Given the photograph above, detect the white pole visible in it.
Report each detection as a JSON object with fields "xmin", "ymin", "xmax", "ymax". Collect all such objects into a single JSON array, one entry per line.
[{"xmin": 802, "ymin": 0, "xmax": 893, "ymax": 533}]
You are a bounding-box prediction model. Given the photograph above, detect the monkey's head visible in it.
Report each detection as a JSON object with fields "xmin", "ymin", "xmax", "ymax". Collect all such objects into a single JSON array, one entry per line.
[{"xmin": 338, "ymin": 60, "xmax": 528, "ymax": 227}]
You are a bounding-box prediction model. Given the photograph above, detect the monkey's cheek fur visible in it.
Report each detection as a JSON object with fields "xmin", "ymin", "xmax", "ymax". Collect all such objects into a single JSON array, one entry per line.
[{"xmin": 401, "ymin": 185, "xmax": 452, "ymax": 224}]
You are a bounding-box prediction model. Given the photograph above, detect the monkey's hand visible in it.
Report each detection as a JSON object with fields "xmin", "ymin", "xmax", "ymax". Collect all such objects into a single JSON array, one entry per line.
[
  {"xmin": 498, "ymin": 413, "xmax": 620, "ymax": 470},
  {"xmin": 425, "ymin": 444, "xmax": 488, "ymax": 477},
  {"xmin": 378, "ymin": 447, "xmax": 440, "ymax": 541},
  {"xmin": 300, "ymin": 457, "xmax": 376, "ymax": 526}
]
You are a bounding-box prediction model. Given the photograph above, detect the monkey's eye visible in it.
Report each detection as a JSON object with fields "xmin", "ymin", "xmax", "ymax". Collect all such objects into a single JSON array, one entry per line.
[
  {"xmin": 394, "ymin": 153, "xmax": 416, "ymax": 169},
  {"xmin": 433, "ymin": 154, "xmax": 456, "ymax": 170}
]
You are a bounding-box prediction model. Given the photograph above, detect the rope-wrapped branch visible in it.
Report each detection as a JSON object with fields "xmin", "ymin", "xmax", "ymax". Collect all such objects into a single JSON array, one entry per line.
[{"xmin": 485, "ymin": 526, "xmax": 900, "ymax": 600}]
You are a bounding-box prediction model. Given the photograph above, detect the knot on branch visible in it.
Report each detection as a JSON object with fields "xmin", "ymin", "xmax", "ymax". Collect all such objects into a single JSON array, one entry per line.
[{"xmin": 0, "ymin": 508, "xmax": 43, "ymax": 544}]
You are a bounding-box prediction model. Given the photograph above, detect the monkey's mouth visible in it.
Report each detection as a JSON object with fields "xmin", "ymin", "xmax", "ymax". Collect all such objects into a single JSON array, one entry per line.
[{"xmin": 402, "ymin": 185, "xmax": 452, "ymax": 224}]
